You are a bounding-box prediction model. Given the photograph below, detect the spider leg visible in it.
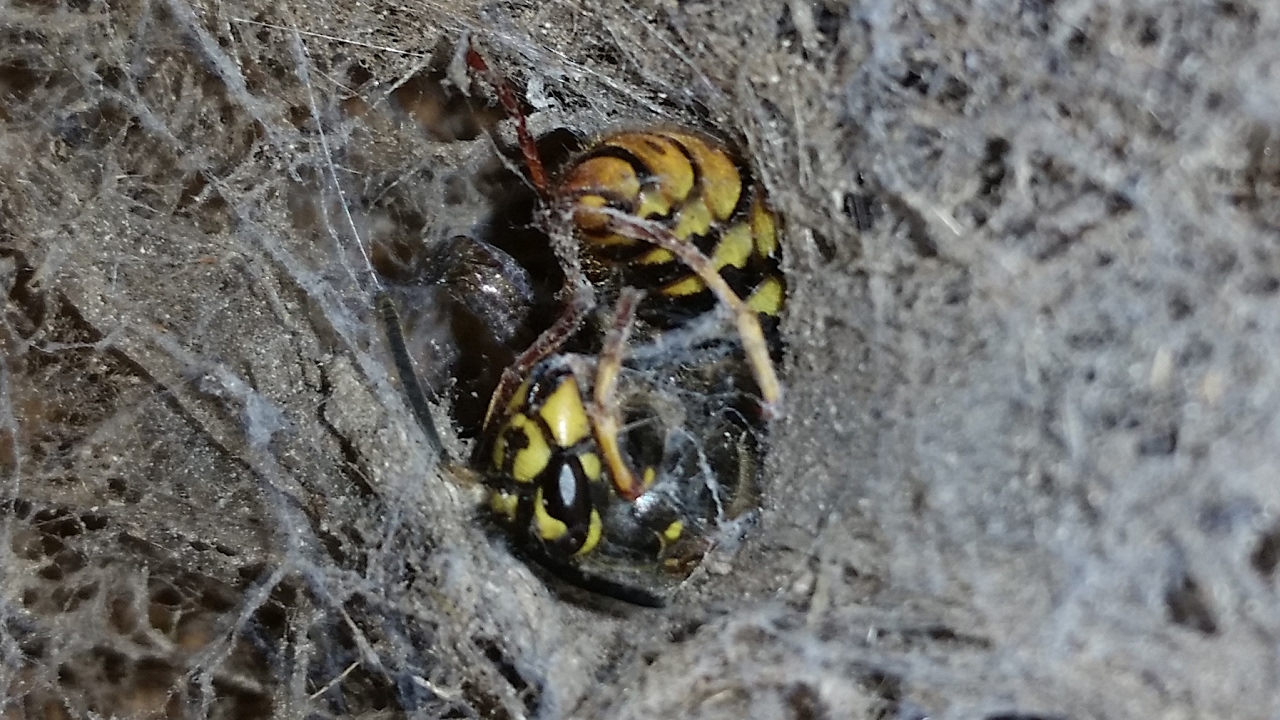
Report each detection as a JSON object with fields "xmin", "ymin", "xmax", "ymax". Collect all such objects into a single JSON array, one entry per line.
[{"xmin": 463, "ymin": 41, "xmax": 549, "ymax": 197}]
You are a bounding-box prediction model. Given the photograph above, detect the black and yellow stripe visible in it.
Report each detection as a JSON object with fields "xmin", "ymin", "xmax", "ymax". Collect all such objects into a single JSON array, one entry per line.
[
  {"xmin": 557, "ymin": 130, "xmax": 786, "ymax": 332},
  {"xmin": 486, "ymin": 364, "xmax": 605, "ymax": 557}
]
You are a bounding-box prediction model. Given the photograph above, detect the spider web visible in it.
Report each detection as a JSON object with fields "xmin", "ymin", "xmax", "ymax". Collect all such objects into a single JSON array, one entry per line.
[{"xmin": 2, "ymin": 0, "xmax": 1279, "ymax": 718}]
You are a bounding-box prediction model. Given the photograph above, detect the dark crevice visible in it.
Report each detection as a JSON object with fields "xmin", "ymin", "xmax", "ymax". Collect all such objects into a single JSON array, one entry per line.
[
  {"xmin": 862, "ymin": 670, "xmax": 908, "ymax": 720},
  {"xmin": 315, "ymin": 362, "xmax": 377, "ymax": 499},
  {"xmin": 1251, "ymin": 524, "xmax": 1280, "ymax": 578},
  {"xmin": 475, "ymin": 636, "xmax": 541, "ymax": 716},
  {"xmin": 786, "ymin": 682, "xmax": 830, "ymax": 720},
  {"xmin": 842, "ymin": 191, "xmax": 878, "ymax": 233},
  {"xmin": 1166, "ymin": 573, "xmax": 1218, "ymax": 635},
  {"xmin": 1136, "ymin": 425, "xmax": 1179, "ymax": 457},
  {"xmin": 880, "ymin": 193, "xmax": 939, "ymax": 259}
]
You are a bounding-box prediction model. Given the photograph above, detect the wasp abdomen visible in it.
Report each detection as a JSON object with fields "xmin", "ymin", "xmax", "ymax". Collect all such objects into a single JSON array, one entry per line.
[{"xmin": 558, "ymin": 130, "xmax": 785, "ymax": 329}]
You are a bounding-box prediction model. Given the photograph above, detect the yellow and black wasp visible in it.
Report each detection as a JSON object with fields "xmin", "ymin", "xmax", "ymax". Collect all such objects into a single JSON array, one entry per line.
[{"xmin": 381, "ymin": 42, "xmax": 786, "ymax": 606}]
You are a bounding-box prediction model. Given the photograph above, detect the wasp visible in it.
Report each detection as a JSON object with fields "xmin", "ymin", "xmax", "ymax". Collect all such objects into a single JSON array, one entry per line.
[{"xmin": 382, "ymin": 42, "xmax": 786, "ymax": 606}]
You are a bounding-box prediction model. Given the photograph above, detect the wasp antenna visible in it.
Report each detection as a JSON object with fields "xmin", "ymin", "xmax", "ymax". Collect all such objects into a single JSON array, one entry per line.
[{"xmin": 377, "ymin": 293, "xmax": 447, "ymax": 458}]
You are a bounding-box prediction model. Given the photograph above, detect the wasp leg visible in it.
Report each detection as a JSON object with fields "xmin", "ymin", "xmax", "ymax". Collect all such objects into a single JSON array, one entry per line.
[
  {"xmin": 597, "ymin": 209, "xmax": 784, "ymax": 418},
  {"xmin": 377, "ymin": 292, "xmax": 447, "ymax": 458},
  {"xmin": 479, "ymin": 285, "xmax": 594, "ymax": 435},
  {"xmin": 585, "ymin": 287, "xmax": 656, "ymax": 502}
]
